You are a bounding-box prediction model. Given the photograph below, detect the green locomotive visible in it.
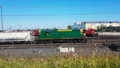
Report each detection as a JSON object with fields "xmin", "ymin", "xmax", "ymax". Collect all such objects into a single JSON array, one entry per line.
[{"xmin": 37, "ymin": 29, "xmax": 86, "ymax": 43}]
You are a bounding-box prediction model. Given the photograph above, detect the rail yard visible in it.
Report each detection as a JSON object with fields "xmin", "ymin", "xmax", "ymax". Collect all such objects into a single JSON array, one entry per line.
[{"xmin": 0, "ymin": 30, "xmax": 120, "ymax": 57}]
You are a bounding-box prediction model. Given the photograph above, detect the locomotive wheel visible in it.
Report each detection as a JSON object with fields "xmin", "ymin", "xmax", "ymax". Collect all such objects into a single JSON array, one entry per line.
[
  {"xmin": 69, "ymin": 40, "xmax": 73, "ymax": 43},
  {"xmin": 73, "ymin": 40, "xmax": 77, "ymax": 43},
  {"xmin": 95, "ymin": 34, "xmax": 98, "ymax": 37},
  {"xmin": 78, "ymin": 39, "xmax": 82, "ymax": 43},
  {"xmin": 83, "ymin": 39, "xmax": 87, "ymax": 43},
  {"xmin": 92, "ymin": 34, "xmax": 95, "ymax": 37},
  {"xmin": 44, "ymin": 41, "xmax": 47, "ymax": 44},
  {"xmin": 48, "ymin": 40, "xmax": 52, "ymax": 43},
  {"xmin": 39, "ymin": 41, "xmax": 44, "ymax": 44}
]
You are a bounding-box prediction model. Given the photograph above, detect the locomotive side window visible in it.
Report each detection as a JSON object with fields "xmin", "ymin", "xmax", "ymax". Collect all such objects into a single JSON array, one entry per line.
[
  {"xmin": 46, "ymin": 29, "xmax": 52, "ymax": 34},
  {"xmin": 47, "ymin": 32, "xmax": 50, "ymax": 34}
]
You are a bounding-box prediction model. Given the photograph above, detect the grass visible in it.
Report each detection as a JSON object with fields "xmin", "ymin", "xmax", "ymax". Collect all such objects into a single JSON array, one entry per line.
[{"xmin": 0, "ymin": 53, "xmax": 120, "ymax": 68}]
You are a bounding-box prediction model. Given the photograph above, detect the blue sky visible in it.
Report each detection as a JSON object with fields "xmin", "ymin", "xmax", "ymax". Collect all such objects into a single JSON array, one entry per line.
[{"xmin": 0, "ymin": 0, "xmax": 120, "ymax": 30}]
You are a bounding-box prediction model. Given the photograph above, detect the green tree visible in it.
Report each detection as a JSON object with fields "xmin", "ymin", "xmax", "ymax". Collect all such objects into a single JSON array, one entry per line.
[
  {"xmin": 119, "ymin": 28, "xmax": 120, "ymax": 32},
  {"xmin": 100, "ymin": 24, "xmax": 105, "ymax": 31},
  {"xmin": 97, "ymin": 26, "xmax": 100, "ymax": 31},
  {"xmin": 100, "ymin": 24, "xmax": 104, "ymax": 29},
  {"xmin": 67, "ymin": 25, "xmax": 72, "ymax": 29}
]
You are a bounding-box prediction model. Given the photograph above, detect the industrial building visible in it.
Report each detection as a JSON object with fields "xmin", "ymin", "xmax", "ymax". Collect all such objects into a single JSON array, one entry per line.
[{"xmin": 72, "ymin": 21, "xmax": 120, "ymax": 30}]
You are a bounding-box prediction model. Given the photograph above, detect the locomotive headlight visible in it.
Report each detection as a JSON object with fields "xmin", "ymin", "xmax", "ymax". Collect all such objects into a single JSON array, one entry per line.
[{"xmin": 84, "ymin": 33, "xmax": 86, "ymax": 36}]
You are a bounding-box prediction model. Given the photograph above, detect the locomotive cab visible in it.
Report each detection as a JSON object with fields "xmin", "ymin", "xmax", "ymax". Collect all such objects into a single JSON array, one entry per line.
[
  {"xmin": 85, "ymin": 29, "xmax": 98, "ymax": 37},
  {"xmin": 32, "ymin": 30, "xmax": 39, "ymax": 36}
]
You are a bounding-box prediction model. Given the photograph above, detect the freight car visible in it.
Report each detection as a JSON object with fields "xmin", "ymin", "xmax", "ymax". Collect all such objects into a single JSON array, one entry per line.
[
  {"xmin": 36, "ymin": 29, "xmax": 87, "ymax": 44},
  {"xmin": 0, "ymin": 31, "xmax": 37, "ymax": 43}
]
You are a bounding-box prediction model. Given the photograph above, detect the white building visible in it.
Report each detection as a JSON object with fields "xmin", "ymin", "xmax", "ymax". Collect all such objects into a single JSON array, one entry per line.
[{"xmin": 72, "ymin": 21, "xmax": 120, "ymax": 30}]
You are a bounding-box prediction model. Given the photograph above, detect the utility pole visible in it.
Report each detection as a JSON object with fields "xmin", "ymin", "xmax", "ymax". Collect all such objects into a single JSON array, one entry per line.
[{"xmin": 0, "ymin": 6, "xmax": 3, "ymax": 31}]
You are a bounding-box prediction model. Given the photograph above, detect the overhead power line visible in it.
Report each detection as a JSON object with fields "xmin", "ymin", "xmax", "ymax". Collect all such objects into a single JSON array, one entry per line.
[
  {"xmin": 2, "ymin": 4, "xmax": 120, "ymax": 8},
  {"xmin": 1, "ymin": 12, "xmax": 120, "ymax": 16}
]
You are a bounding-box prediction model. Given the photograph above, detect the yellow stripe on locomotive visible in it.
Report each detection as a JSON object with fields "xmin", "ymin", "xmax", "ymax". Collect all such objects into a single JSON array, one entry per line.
[{"xmin": 58, "ymin": 30, "xmax": 72, "ymax": 32}]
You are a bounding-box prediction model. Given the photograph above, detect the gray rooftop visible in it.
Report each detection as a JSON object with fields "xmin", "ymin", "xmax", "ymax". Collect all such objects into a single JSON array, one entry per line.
[{"xmin": 82, "ymin": 21, "xmax": 119, "ymax": 23}]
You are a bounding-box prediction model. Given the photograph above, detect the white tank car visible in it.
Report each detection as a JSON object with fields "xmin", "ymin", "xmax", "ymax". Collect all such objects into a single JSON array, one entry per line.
[{"xmin": 0, "ymin": 31, "xmax": 37, "ymax": 43}]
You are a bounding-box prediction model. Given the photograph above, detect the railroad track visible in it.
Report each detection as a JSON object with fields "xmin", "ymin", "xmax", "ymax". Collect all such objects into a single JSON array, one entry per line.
[
  {"xmin": 0, "ymin": 43, "xmax": 119, "ymax": 49},
  {"xmin": 86, "ymin": 36, "xmax": 120, "ymax": 39},
  {"xmin": 0, "ymin": 38, "xmax": 120, "ymax": 45},
  {"xmin": 0, "ymin": 36, "xmax": 120, "ymax": 57},
  {"xmin": 0, "ymin": 37, "xmax": 119, "ymax": 50}
]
